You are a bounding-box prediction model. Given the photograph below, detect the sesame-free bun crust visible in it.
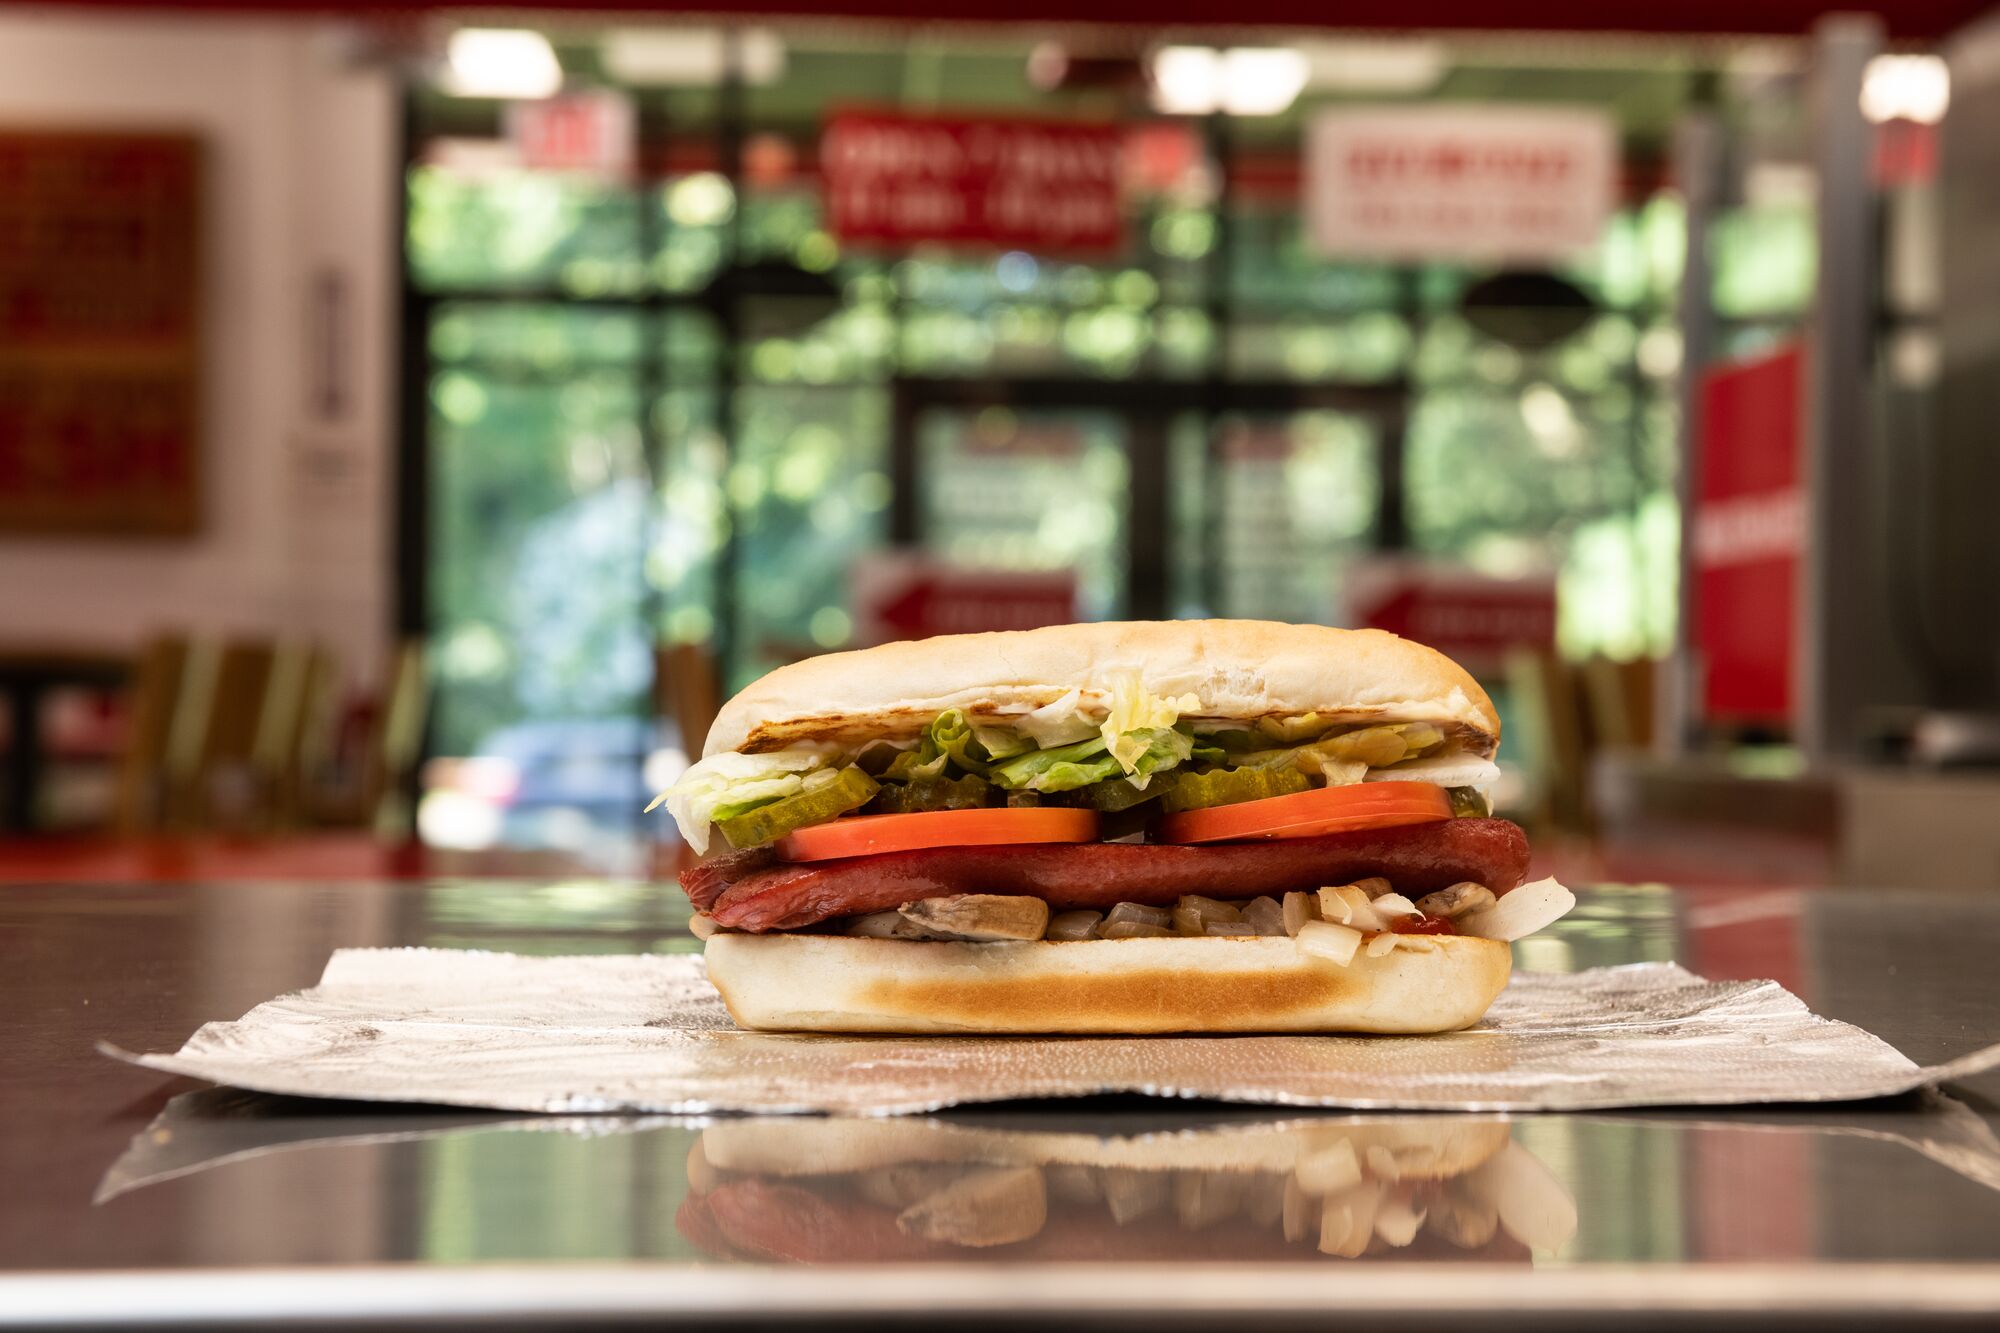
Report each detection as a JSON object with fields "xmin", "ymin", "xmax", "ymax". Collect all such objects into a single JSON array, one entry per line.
[
  {"xmin": 703, "ymin": 932, "xmax": 1512, "ymax": 1035},
  {"xmin": 703, "ymin": 620, "xmax": 1499, "ymax": 758}
]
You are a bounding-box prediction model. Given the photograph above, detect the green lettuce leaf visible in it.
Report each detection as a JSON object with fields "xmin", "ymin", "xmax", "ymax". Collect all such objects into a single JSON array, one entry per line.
[
  {"xmin": 926, "ymin": 709, "xmax": 993, "ymax": 776},
  {"xmin": 990, "ymin": 735, "xmax": 1119, "ymax": 792}
]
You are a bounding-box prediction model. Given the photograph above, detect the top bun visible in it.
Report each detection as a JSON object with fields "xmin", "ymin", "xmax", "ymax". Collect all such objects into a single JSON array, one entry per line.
[{"xmin": 705, "ymin": 620, "xmax": 1499, "ymax": 758}]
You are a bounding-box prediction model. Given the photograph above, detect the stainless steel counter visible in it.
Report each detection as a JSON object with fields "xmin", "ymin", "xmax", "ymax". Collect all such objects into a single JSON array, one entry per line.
[{"xmin": 5, "ymin": 878, "xmax": 2000, "ymax": 1327}]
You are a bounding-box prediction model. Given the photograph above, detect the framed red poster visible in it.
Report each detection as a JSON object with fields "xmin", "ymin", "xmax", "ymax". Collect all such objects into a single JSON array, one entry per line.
[
  {"xmin": 0, "ymin": 131, "xmax": 202, "ymax": 536},
  {"xmin": 1693, "ymin": 343, "xmax": 1804, "ymax": 726},
  {"xmin": 821, "ymin": 109, "xmax": 1123, "ymax": 256}
]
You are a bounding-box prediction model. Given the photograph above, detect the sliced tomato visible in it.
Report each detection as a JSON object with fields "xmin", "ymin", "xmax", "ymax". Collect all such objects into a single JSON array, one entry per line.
[
  {"xmin": 776, "ymin": 807, "xmax": 1101, "ymax": 862},
  {"xmin": 1155, "ymin": 780, "xmax": 1450, "ymax": 845}
]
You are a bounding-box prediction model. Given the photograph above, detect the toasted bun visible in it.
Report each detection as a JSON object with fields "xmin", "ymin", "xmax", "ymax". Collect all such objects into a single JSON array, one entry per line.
[
  {"xmin": 697, "ymin": 1116, "xmax": 1511, "ymax": 1180},
  {"xmin": 704, "ymin": 620, "xmax": 1498, "ymax": 758},
  {"xmin": 703, "ymin": 933, "xmax": 1511, "ymax": 1035}
]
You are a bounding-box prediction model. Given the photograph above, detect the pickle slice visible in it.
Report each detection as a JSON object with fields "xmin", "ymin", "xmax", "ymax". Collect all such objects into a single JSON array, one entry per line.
[
  {"xmin": 1316, "ymin": 725, "xmax": 1412, "ymax": 768},
  {"xmin": 1447, "ymin": 786, "xmax": 1491, "ymax": 818},
  {"xmin": 716, "ymin": 767, "xmax": 879, "ymax": 849},
  {"xmin": 1077, "ymin": 774, "xmax": 1174, "ymax": 813},
  {"xmin": 867, "ymin": 774, "xmax": 996, "ymax": 815},
  {"xmin": 1158, "ymin": 764, "xmax": 1312, "ymax": 815}
]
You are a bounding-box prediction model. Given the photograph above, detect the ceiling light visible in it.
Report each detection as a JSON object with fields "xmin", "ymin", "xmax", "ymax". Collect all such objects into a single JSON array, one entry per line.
[
  {"xmin": 1300, "ymin": 39, "xmax": 1444, "ymax": 94},
  {"xmin": 1220, "ymin": 49, "xmax": 1309, "ymax": 116},
  {"xmin": 1151, "ymin": 46, "xmax": 1221, "ymax": 115},
  {"xmin": 1150, "ymin": 46, "xmax": 1307, "ymax": 117},
  {"xmin": 1861, "ymin": 53, "xmax": 1949, "ymax": 125},
  {"xmin": 444, "ymin": 29, "xmax": 561, "ymax": 100},
  {"xmin": 601, "ymin": 27, "xmax": 785, "ymax": 87}
]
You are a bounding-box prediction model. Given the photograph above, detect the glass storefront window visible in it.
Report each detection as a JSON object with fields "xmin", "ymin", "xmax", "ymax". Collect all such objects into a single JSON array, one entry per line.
[
  {"xmin": 410, "ymin": 168, "xmax": 645, "ymax": 294},
  {"xmin": 402, "ymin": 30, "xmax": 1810, "ymax": 860},
  {"xmin": 729, "ymin": 386, "xmax": 891, "ymax": 678},
  {"xmin": 917, "ymin": 408, "xmax": 1130, "ymax": 620},
  {"xmin": 1211, "ymin": 412, "xmax": 1379, "ymax": 624}
]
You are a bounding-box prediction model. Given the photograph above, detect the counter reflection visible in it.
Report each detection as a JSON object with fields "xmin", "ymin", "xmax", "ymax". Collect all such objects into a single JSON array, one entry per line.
[
  {"xmin": 98, "ymin": 1092, "xmax": 2000, "ymax": 1269},
  {"xmin": 679, "ymin": 1116, "xmax": 1576, "ymax": 1265}
]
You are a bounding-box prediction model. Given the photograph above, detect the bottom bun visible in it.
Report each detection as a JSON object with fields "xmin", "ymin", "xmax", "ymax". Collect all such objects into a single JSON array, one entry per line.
[{"xmin": 702, "ymin": 933, "xmax": 1512, "ymax": 1035}]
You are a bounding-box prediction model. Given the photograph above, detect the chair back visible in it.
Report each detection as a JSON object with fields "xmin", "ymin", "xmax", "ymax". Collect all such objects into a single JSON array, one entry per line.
[{"xmin": 112, "ymin": 634, "xmax": 188, "ymax": 833}]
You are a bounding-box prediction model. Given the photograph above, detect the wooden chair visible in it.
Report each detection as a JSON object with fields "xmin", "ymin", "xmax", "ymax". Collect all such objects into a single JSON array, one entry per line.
[
  {"xmin": 367, "ymin": 640, "xmax": 429, "ymax": 839},
  {"xmin": 111, "ymin": 634, "xmax": 189, "ymax": 834},
  {"xmin": 159, "ymin": 638, "xmax": 276, "ymax": 832},
  {"xmin": 252, "ymin": 641, "xmax": 336, "ymax": 831},
  {"xmin": 1581, "ymin": 655, "xmax": 1656, "ymax": 753},
  {"xmin": 656, "ymin": 642, "xmax": 721, "ymax": 758},
  {"xmin": 1504, "ymin": 647, "xmax": 1595, "ymax": 836},
  {"xmin": 295, "ymin": 639, "xmax": 427, "ymax": 836}
]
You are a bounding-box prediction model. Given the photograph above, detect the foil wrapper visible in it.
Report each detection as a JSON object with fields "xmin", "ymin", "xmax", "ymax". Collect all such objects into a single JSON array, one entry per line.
[{"xmin": 105, "ymin": 949, "xmax": 2000, "ymax": 1116}]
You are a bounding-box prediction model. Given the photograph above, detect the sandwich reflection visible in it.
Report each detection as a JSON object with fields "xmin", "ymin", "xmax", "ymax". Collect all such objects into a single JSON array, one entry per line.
[
  {"xmin": 678, "ymin": 1117, "xmax": 1578, "ymax": 1264},
  {"xmin": 94, "ymin": 1091, "xmax": 2000, "ymax": 1267}
]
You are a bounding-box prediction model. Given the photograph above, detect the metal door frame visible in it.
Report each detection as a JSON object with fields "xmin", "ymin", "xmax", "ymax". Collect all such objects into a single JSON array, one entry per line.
[{"xmin": 889, "ymin": 375, "xmax": 1410, "ymax": 620}]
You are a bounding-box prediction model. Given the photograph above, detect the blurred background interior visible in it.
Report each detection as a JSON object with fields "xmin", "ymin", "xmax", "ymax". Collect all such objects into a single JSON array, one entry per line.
[{"xmin": 1, "ymin": 0, "xmax": 1996, "ymax": 889}]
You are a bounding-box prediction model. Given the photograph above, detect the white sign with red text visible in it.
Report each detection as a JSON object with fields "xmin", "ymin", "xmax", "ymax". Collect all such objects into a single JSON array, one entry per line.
[{"xmin": 1306, "ymin": 106, "xmax": 1616, "ymax": 262}]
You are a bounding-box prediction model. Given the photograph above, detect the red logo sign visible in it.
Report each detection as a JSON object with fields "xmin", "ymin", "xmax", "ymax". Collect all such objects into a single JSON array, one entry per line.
[
  {"xmin": 1347, "ymin": 561, "xmax": 1557, "ymax": 675},
  {"xmin": 851, "ymin": 554, "xmax": 1077, "ymax": 644},
  {"xmin": 1695, "ymin": 343, "xmax": 1804, "ymax": 725},
  {"xmin": 507, "ymin": 92, "xmax": 635, "ymax": 180},
  {"xmin": 822, "ymin": 110, "xmax": 1124, "ymax": 255}
]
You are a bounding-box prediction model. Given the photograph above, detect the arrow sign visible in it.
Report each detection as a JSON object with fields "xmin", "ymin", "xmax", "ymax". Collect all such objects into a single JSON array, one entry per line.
[
  {"xmin": 1346, "ymin": 559, "xmax": 1556, "ymax": 673},
  {"xmin": 853, "ymin": 554, "xmax": 1077, "ymax": 644}
]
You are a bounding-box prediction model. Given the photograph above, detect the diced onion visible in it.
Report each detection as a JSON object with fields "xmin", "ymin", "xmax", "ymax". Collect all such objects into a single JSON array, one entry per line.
[
  {"xmin": 1319, "ymin": 1182, "xmax": 1382, "ymax": 1258},
  {"xmin": 1103, "ymin": 901, "xmax": 1171, "ymax": 931},
  {"xmin": 1242, "ymin": 896, "xmax": 1286, "ymax": 936},
  {"xmin": 1295, "ymin": 919, "xmax": 1362, "ymax": 966},
  {"xmin": 1282, "ymin": 891, "xmax": 1318, "ymax": 936},
  {"xmin": 1046, "ymin": 910, "xmax": 1103, "ymax": 941},
  {"xmin": 1318, "ymin": 886, "xmax": 1387, "ymax": 933},
  {"xmin": 1179, "ymin": 894, "xmax": 1242, "ymax": 922},
  {"xmin": 1100, "ymin": 921, "xmax": 1173, "ymax": 939},
  {"xmin": 1365, "ymin": 932, "xmax": 1398, "ymax": 957},
  {"xmin": 1457, "ymin": 877, "xmax": 1576, "ymax": 942},
  {"xmin": 1282, "ymin": 1175, "xmax": 1313, "ymax": 1242},
  {"xmin": 1293, "ymin": 1139, "xmax": 1361, "ymax": 1195},
  {"xmin": 1364, "ymin": 753, "xmax": 1503, "ymax": 788},
  {"xmin": 1373, "ymin": 1194, "xmax": 1426, "ymax": 1248},
  {"xmin": 1371, "ymin": 893, "xmax": 1420, "ymax": 919},
  {"xmin": 1480, "ymin": 1140, "xmax": 1581, "ymax": 1252}
]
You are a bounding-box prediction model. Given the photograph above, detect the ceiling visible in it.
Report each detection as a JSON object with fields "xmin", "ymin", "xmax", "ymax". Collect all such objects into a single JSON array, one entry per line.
[{"xmin": 5, "ymin": 0, "xmax": 1987, "ymax": 39}]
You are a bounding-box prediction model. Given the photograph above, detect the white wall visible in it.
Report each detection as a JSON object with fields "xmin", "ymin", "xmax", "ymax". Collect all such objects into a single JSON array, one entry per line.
[{"xmin": 0, "ymin": 12, "xmax": 398, "ymax": 689}]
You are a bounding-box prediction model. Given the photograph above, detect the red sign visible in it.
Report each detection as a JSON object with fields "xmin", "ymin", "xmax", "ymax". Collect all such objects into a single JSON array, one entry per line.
[
  {"xmin": 851, "ymin": 554, "xmax": 1077, "ymax": 644},
  {"xmin": 1694, "ymin": 343, "xmax": 1804, "ymax": 726},
  {"xmin": 822, "ymin": 110, "xmax": 1123, "ymax": 255},
  {"xmin": 0, "ymin": 131, "xmax": 201, "ymax": 537},
  {"xmin": 1347, "ymin": 561, "xmax": 1557, "ymax": 674},
  {"xmin": 507, "ymin": 92, "xmax": 635, "ymax": 180}
]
